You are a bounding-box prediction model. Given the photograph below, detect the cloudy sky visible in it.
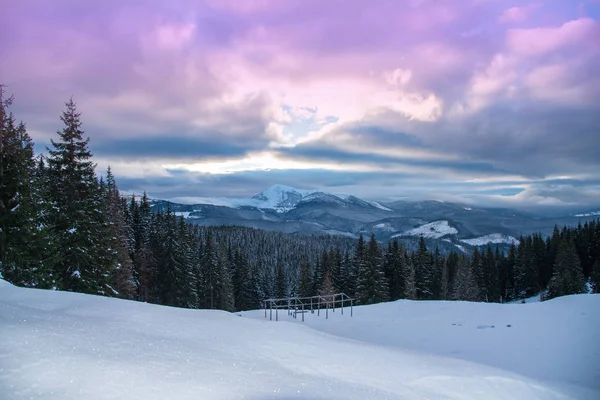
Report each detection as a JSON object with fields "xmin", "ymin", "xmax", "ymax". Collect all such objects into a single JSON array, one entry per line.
[{"xmin": 2, "ymin": 0, "xmax": 600, "ymax": 211}]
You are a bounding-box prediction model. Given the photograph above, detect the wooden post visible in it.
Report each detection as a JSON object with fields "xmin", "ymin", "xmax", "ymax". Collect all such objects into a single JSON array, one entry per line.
[
  {"xmin": 351, "ymin": 299, "xmax": 353, "ymax": 317},
  {"xmin": 341, "ymin": 296, "xmax": 344, "ymax": 315},
  {"xmin": 276, "ymin": 307, "xmax": 278, "ymax": 322},
  {"xmin": 302, "ymin": 304, "xmax": 304, "ymax": 322}
]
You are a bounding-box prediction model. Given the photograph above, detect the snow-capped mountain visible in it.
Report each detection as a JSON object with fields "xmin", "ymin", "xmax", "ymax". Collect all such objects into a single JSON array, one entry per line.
[
  {"xmin": 250, "ymin": 184, "xmax": 317, "ymax": 212},
  {"xmin": 392, "ymin": 220, "xmax": 458, "ymax": 239},
  {"xmin": 149, "ymin": 184, "xmax": 599, "ymax": 250}
]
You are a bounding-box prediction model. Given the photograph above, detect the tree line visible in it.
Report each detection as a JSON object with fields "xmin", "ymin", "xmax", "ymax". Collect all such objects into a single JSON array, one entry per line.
[{"xmin": 1, "ymin": 87, "xmax": 599, "ymax": 313}]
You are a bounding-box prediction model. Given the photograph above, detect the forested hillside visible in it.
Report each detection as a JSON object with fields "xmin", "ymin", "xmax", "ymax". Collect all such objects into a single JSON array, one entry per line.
[{"xmin": 2, "ymin": 87, "xmax": 599, "ymax": 312}]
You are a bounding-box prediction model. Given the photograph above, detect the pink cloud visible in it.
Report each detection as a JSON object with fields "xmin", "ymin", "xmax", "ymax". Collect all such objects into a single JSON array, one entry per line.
[
  {"xmin": 498, "ymin": 3, "xmax": 543, "ymax": 24},
  {"xmin": 506, "ymin": 18, "xmax": 600, "ymax": 56}
]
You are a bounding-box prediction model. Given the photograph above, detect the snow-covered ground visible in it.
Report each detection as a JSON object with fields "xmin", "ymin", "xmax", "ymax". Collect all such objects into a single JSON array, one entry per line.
[
  {"xmin": 1, "ymin": 280, "xmax": 598, "ymax": 399},
  {"xmin": 393, "ymin": 220, "xmax": 459, "ymax": 239},
  {"xmin": 460, "ymin": 233, "xmax": 520, "ymax": 246}
]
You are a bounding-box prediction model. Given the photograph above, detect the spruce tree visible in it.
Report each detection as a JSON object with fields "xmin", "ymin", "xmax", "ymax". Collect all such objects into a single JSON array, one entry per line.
[
  {"xmin": 545, "ymin": 239, "xmax": 586, "ymax": 300},
  {"xmin": 348, "ymin": 234, "xmax": 366, "ymax": 298},
  {"xmin": 590, "ymin": 257, "xmax": 600, "ymax": 294},
  {"xmin": 133, "ymin": 192, "xmax": 154, "ymax": 301},
  {"xmin": 413, "ymin": 236, "xmax": 434, "ymax": 299},
  {"xmin": 298, "ymin": 260, "xmax": 313, "ymax": 297},
  {"xmin": 275, "ymin": 258, "xmax": 287, "ymax": 299},
  {"xmin": 452, "ymin": 255, "xmax": 478, "ymax": 301},
  {"xmin": 104, "ymin": 167, "xmax": 136, "ymax": 299},
  {"xmin": 0, "ymin": 89, "xmax": 51, "ymax": 287},
  {"xmin": 356, "ymin": 234, "xmax": 388, "ymax": 305},
  {"xmin": 403, "ymin": 252, "xmax": 417, "ymax": 300},
  {"xmin": 46, "ymin": 99, "xmax": 113, "ymax": 295}
]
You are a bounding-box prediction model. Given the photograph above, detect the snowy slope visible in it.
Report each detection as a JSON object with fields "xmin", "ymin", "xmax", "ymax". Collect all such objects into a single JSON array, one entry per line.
[
  {"xmin": 246, "ymin": 295, "xmax": 600, "ymax": 398},
  {"xmin": 461, "ymin": 233, "xmax": 520, "ymax": 246},
  {"xmin": 1, "ymin": 281, "xmax": 598, "ymax": 399},
  {"xmin": 393, "ymin": 220, "xmax": 459, "ymax": 239}
]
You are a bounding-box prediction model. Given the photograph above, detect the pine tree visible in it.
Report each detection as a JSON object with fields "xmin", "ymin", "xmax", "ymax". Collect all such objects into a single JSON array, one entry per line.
[
  {"xmin": 452, "ymin": 255, "xmax": 478, "ymax": 301},
  {"xmin": 403, "ymin": 252, "xmax": 417, "ymax": 300},
  {"xmin": 46, "ymin": 99, "xmax": 113, "ymax": 295},
  {"xmin": 133, "ymin": 192, "xmax": 154, "ymax": 301},
  {"xmin": 545, "ymin": 239, "xmax": 587, "ymax": 300},
  {"xmin": 275, "ymin": 258, "xmax": 287, "ymax": 299},
  {"xmin": 590, "ymin": 257, "xmax": 600, "ymax": 294},
  {"xmin": 104, "ymin": 167, "xmax": 136, "ymax": 299},
  {"xmin": 413, "ymin": 236, "xmax": 434, "ymax": 299},
  {"xmin": 298, "ymin": 260, "xmax": 313, "ymax": 298},
  {"xmin": 348, "ymin": 234, "xmax": 366, "ymax": 298},
  {"xmin": 355, "ymin": 234, "xmax": 388, "ymax": 305},
  {"xmin": 469, "ymin": 248, "xmax": 483, "ymax": 301},
  {"xmin": 216, "ymin": 243, "xmax": 235, "ymax": 311},
  {"xmin": 0, "ymin": 89, "xmax": 50, "ymax": 287},
  {"xmin": 384, "ymin": 240, "xmax": 405, "ymax": 300},
  {"xmin": 199, "ymin": 230, "xmax": 220, "ymax": 308},
  {"xmin": 233, "ymin": 249, "xmax": 259, "ymax": 310},
  {"xmin": 514, "ymin": 236, "xmax": 537, "ymax": 299}
]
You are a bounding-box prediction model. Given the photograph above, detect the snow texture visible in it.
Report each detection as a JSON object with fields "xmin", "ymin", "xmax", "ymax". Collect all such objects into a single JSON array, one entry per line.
[
  {"xmin": 367, "ymin": 201, "xmax": 393, "ymax": 211},
  {"xmin": 574, "ymin": 211, "xmax": 600, "ymax": 217},
  {"xmin": 393, "ymin": 220, "xmax": 459, "ymax": 239},
  {"xmin": 170, "ymin": 185, "xmax": 390, "ymax": 214},
  {"xmin": 460, "ymin": 233, "xmax": 520, "ymax": 246},
  {"xmin": 1, "ymin": 279, "xmax": 598, "ymax": 399},
  {"xmin": 373, "ymin": 222, "xmax": 396, "ymax": 232}
]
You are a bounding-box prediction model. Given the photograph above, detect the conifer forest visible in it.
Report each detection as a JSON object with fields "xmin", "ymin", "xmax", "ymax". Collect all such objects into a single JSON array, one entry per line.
[{"xmin": 2, "ymin": 87, "xmax": 599, "ymax": 312}]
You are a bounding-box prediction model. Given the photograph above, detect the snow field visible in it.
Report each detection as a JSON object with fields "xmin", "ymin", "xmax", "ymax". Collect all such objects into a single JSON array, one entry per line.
[{"xmin": 1, "ymin": 279, "xmax": 598, "ymax": 399}]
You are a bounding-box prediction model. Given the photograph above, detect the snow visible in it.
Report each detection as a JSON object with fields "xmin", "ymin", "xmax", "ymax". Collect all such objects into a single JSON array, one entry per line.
[
  {"xmin": 171, "ymin": 186, "xmax": 393, "ymax": 214},
  {"xmin": 250, "ymin": 184, "xmax": 318, "ymax": 212},
  {"xmin": 172, "ymin": 211, "xmax": 202, "ymax": 219},
  {"xmin": 2, "ymin": 280, "xmax": 598, "ymax": 399},
  {"xmin": 461, "ymin": 233, "xmax": 520, "ymax": 247},
  {"xmin": 368, "ymin": 201, "xmax": 393, "ymax": 211},
  {"xmin": 372, "ymin": 222, "xmax": 396, "ymax": 232},
  {"xmin": 173, "ymin": 211, "xmax": 192, "ymax": 218},
  {"xmin": 247, "ymin": 294, "xmax": 600, "ymax": 399},
  {"xmin": 393, "ymin": 220, "xmax": 458, "ymax": 239},
  {"xmin": 575, "ymin": 211, "xmax": 600, "ymax": 217},
  {"xmin": 454, "ymin": 244, "xmax": 467, "ymax": 253}
]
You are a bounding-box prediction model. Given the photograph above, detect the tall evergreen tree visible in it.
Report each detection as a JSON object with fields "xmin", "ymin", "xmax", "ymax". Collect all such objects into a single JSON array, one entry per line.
[
  {"xmin": 403, "ymin": 252, "xmax": 417, "ymax": 300},
  {"xmin": 104, "ymin": 167, "xmax": 135, "ymax": 299},
  {"xmin": 0, "ymin": 89, "xmax": 51, "ymax": 287},
  {"xmin": 413, "ymin": 236, "xmax": 434, "ymax": 299},
  {"xmin": 298, "ymin": 260, "xmax": 313, "ymax": 298},
  {"xmin": 356, "ymin": 234, "xmax": 388, "ymax": 304},
  {"xmin": 545, "ymin": 239, "xmax": 587, "ymax": 300},
  {"xmin": 46, "ymin": 99, "xmax": 113, "ymax": 295},
  {"xmin": 275, "ymin": 258, "xmax": 287, "ymax": 299}
]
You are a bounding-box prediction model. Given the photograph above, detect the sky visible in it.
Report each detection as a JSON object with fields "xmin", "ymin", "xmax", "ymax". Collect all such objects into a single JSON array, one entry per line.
[{"xmin": 1, "ymin": 0, "xmax": 600, "ymax": 212}]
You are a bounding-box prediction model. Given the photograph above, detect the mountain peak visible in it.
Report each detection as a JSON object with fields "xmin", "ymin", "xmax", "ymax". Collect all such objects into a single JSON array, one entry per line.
[{"xmin": 251, "ymin": 185, "xmax": 317, "ymax": 212}]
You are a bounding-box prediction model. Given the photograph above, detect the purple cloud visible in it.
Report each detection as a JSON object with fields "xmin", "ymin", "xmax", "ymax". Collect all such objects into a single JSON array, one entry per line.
[{"xmin": 1, "ymin": 0, "xmax": 599, "ymax": 209}]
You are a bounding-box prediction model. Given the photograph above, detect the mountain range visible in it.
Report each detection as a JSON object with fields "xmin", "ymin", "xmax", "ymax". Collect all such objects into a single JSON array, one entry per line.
[{"xmin": 149, "ymin": 184, "xmax": 599, "ymax": 251}]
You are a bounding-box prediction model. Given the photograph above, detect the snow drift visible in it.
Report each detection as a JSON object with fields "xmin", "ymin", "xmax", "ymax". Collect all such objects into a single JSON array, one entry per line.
[{"xmin": 1, "ymin": 279, "xmax": 598, "ymax": 399}]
